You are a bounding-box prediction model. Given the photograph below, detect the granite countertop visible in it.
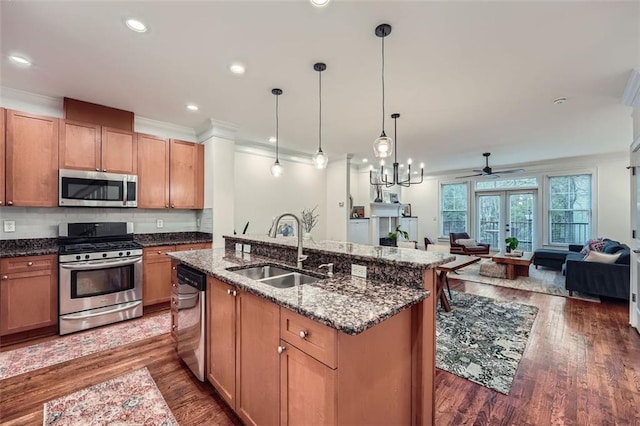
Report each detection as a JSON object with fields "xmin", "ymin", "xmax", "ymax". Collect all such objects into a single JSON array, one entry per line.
[
  {"xmin": 226, "ymin": 235, "xmax": 454, "ymax": 269},
  {"xmin": 134, "ymin": 232, "xmax": 213, "ymax": 247},
  {"xmin": 168, "ymin": 248, "xmax": 429, "ymax": 336},
  {"xmin": 0, "ymin": 238, "xmax": 58, "ymax": 259}
]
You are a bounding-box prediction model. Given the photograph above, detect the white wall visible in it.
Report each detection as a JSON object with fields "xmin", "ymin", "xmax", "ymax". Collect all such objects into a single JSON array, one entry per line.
[
  {"xmin": 325, "ymin": 159, "xmax": 349, "ymax": 241},
  {"xmin": 234, "ymin": 152, "xmax": 327, "ymax": 239},
  {"xmin": 399, "ymin": 179, "xmax": 440, "ymax": 247},
  {"xmin": 597, "ymin": 158, "xmax": 631, "ymax": 245},
  {"xmin": 206, "ymin": 136, "xmax": 235, "ymax": 248}
]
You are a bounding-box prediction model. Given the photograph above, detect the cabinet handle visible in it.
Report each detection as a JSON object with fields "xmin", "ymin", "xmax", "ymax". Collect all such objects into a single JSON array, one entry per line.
[
  {"xmin": 173, "ymin": 300, "xmax": 178, "ymax": 306},
  {"xmin": 165, "ymin": 204, "xmax": 169, "ymax": 208},
  {"xmin": 103, "ymin": 169, "xmax": 107, "ymax": 172},
  {"xmin": 232, "ymin": 290, "xmax": 237, "ymax": 297},
  {"xmin": 7, "ymin": 201, "xmax": 13, "ymax": 206},
  {"xmin": 96, "ymin": 168, "xmax": 99, "ymax": 171},
  {"xmin": 277, "ymin": 345, "xmax": 286, "ymax": 354},
  {"xmin": 27, "ymin": 262, "xmax": 33, "ymax": 266},
  {"xmin": 172, "ymin": 325, "xmax": 177, "ymax": 331},
  {"xmin": 157, "ymin": 251, "xmax": 162, "ymax": 254},
  {"xmin": 1, "ymin": 275, "xmax": 7, "ymax": 280},
  {"xmin": 299, "ymin": 330, "xmax": 308, "ymax": 339},
  {"xmin": 0, "ymin": 201, "xmax": 3, "ymax": 205},
  {"xmin": 171, "ymin": 204, "xmax": 175, "ymax": 208},
  {"xmin": 172, "ymin": 266, "xmax": 176, "ymax": 270},
  {"xmin": 172, "ymin": 283, "xmax": 177, "ymax": 288},
  {"xmin": 227, "ymin": 289, "xmax": 231, "ymax": 295}
]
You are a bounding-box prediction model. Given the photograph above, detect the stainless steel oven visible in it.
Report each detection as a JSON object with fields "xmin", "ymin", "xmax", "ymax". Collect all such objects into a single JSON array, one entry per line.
[
  {"xmin": 59, "ymin": 169, "xmax": 137, "ymax": 207},
  {"xmin": 58, "ymin": 222, "xmax": 143, "ymax": 335}
]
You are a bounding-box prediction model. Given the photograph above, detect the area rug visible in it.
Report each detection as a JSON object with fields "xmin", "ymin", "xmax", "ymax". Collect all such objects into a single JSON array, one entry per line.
[
  {"xmin": 436, "ymin": 291, "xmax": 538, "ymax": 394},
  {"xmin": 0, "ymin": 313, "xmax": 170, "ymax": 380},
  {"xmin": 43, "ymin": 367, "xmax": 178, "ymax": 425},
  {"xmin": 453, "ymin": 260, "xmax": 600, "ymax": 302}
]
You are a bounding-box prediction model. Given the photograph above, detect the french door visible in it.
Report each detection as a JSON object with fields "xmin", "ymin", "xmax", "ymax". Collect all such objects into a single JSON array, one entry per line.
[{"xmin": 476, "ymin": 191, "xmax": 537, "ymax": 252}]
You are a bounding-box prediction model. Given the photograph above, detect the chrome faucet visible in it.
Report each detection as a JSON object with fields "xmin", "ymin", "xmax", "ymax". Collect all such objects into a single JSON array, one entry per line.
[{"xmin": 268, "ymin": 212, "xmax": 308, "ymax": 268}]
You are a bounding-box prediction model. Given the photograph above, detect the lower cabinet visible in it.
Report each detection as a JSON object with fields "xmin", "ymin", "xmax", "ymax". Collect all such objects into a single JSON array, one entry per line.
[
  {"xmin": 0, "ymin": 254, "xmax": 58, "ymax": 336},
  {"xmin": 170, "ymin": 260, "xmax": 179, "ymax": 341},
  {"xmin": 206, "ymin": 276, "xmax": 413, "ymax": 426}
]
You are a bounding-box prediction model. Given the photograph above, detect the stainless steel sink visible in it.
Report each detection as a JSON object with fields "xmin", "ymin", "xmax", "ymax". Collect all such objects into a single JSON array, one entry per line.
[
  {"xmin": 228, "ymin": 264, "xmax": 322, "ymax": 288},
  {"xmin": 230, "ymin": 265, "xmax": 293, "ymax": 280}
]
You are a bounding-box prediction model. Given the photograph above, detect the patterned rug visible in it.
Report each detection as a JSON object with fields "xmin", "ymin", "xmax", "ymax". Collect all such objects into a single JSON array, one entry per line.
[
  {"xmin": 436, "ymin": 291, "xmax": 538, "ymax": 394},
  {"xmin": 453, "ymin": 260, "xmax": 600, "ymax": 302},
  {"xmin": 0, "ymin": 313, "xmax": 170, "ymax": 380},
  {"xmin": 43, "ymin": 367, "xmax": 178, "ymax": 425}
]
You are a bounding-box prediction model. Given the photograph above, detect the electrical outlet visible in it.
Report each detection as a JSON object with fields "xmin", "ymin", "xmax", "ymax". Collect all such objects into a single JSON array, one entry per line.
[
  {"xmin": 235, "ymin": 243, "xmax": 243, "ymax": 252},
  {"xmin": 3, "ymin": 220, "xmax": 16, "ymax": 233},
  {"xmin": 351, "ymin": 264, "xmax": 367, "ymax": 279},
  {"xmin": 243, "ymin": 244, "xmax": 251, "ymax": 254},
  {"xmin": 156, "ymin": 219, "xmax": 164, "ymax": 228}
]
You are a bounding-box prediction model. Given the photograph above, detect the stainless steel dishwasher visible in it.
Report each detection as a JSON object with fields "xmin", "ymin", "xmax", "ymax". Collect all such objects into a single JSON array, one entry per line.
[{"xmin": 176, "ymin": 264, "xmax": 207, "ymax": 381}]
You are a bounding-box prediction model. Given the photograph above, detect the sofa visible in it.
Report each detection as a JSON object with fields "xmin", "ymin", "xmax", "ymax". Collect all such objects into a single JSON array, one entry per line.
[{"xmin": 564, "ymin": 240, "xmax": 630, "ymax": 301}]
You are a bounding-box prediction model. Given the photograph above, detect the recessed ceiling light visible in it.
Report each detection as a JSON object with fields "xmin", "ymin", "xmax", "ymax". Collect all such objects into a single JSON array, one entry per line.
[
  {"xmin": 125, "ymin": 19, "xmax": 147, "ymax": 33},
  {"xmin": 362, "ymin": 158, "xmax": 368, "ymax": 163},
  {"xmin": 229, "ymin": 63, "xmax": 246, "ymax": 75},
  {"xmin": 553, "ymin": 97, "xmax": 567, "ymax": 105},
  {"xmin": 269, "ymin": 136, "xmax": 277, "ymax": 143},
  {"xmin": 9, "ymin": 55, "xmax": 31, "ymax": 66},
  {"xmin": 310, "ymin": 0, "xmax": 330, "ymax": 7},
  {"xmin": 186, "ymin": 104, "xmax": 199, "ymax": 111}
]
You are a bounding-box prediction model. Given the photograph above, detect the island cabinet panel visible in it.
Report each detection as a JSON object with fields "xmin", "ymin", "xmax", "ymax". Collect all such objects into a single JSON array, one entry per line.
[
  {"xmin": 235, "ymin": 290, "xmax": 280, "ymax": 426},
  {"xmin": 206, "ymin": 277, "xmax": 237, "ymax": 409},
  {"xmin": 101, "ymin": 127, "xmax": 137, "ymax": 174},
  {"xmin": 5, "ymin": 109, "xmax": 59, "ymax": 207},
  {"xmin": 59, "ymin": 120, "xmax": 101, "ymax": 171},
  {"xmin": 0, "ymin": 108, "xmax": 5, "ymax": 206},
  {"xmin": 142, "ymin": 246, "xmax": 175, "ymax": 306},
  {"xmin": 137, "ymin": 134, "xmax": 170, "ymax": 208},
  {"xmin": 169, "ymin": 140, "xmax": 204, "ymax": 209},
  {"xmin": 170, "ymin": 260, "xmax": 179, "ymax": 342},
  {"xmin": 280, "ymin": 342, "xmax": 337, "ymax": 426},
  {"xmin": 0, "ymin": 255, "xmax": 58, "ymax": 336}
]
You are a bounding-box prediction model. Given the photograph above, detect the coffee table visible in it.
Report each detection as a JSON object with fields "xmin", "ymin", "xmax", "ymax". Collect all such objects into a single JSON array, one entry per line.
[
  {"xmin": 436, "ymin": 255, "xmax": 481, "ymax": 311},
  {"xmin": 491, "ymin": 251, "xmax": 534, "ymax": 280}
]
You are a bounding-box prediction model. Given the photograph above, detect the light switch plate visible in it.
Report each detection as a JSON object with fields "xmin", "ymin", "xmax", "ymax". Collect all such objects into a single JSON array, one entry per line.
[
  {"xmin": 156, "ymin": 219, "xmax": 164, "ymax": 228},
  {"xmin": 3, "ymin": 220, "xmax": 15, "ymax": 233},
  {"xmin": 351, "ymin": 264, "xmax": 367, "ymax": 279}
]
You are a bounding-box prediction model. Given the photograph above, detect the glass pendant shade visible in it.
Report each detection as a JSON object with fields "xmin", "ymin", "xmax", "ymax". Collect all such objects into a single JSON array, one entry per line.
[
  {"xmin": 312, "ymin": 149, "xmax": 328, "ymax": 169},
  {"xmin": 270, "ymin": 160, "xmax": 284, "ymax": 177},
  {"xmin": 373, "ymin": 133, "xmax": 393, "ymax": 158}
]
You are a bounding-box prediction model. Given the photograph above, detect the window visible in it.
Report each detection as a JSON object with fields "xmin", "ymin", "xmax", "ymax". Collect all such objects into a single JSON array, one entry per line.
[
  {"xmin": 548, "ymin": 174, "xmax": 592, "ymax": 245},
  {"xmin": 476, "ymin": 177, "xmax": 538, "ymax": 190},
  {"xmin": 441, "ymin": 183, "xmax": 468, "ymax": 236}
]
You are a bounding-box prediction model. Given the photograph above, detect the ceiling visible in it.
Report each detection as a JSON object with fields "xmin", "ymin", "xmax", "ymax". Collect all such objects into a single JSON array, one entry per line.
[{"xmin": 1, "ymin": 1, "xmax": 638, "ymax": 173}]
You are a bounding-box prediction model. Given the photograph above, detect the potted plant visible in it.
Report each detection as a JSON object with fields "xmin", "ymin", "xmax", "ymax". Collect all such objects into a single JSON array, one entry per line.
[
  {"xmin": 380, "ymin": 225, "xmax": 409, "ymax": 247},
  {"xmin": 505, "ymin": 237, "xmax": 519, "ymax": 253},
  {"xmin": 301, "ymin": 206, "xmax": 319, "ymax": 239}
]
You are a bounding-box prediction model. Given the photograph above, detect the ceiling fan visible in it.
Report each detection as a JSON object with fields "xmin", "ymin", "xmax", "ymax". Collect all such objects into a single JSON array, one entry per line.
[{"xmin": 456, "ymin": 152, "xmax": 525, "ymax": 179}]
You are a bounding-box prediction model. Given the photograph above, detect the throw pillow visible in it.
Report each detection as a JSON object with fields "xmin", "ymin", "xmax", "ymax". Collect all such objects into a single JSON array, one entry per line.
[
  {"xmin": 455, "ymin": 238, "xmax": 478, "ymax": 247},
  {"xmin": 584, "ymin": 251, "xmax": 621, "ymax": 264},
  {"xmin": 581, "ymin": 238, "xmax": 605, "ymax": 255},
  {"xmin": 602, "ymin": 241, "xmax": 623, "ymax": 254}
]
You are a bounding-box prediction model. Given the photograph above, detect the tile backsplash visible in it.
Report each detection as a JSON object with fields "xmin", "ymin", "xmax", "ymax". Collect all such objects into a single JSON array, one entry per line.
[{"xmin": 0, "ymin": 207, "xmax": 212, "ymax": 239}]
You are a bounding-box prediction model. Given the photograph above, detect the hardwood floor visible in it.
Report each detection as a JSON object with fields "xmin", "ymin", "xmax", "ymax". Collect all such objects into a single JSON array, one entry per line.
[{"xmin": 1, "ymin": 281, "xmax": 638, "ymax": 425}]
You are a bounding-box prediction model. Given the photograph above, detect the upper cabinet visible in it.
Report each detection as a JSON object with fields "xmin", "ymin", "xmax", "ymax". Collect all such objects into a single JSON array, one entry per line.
[
  {"xmin": 137, "ymin": 137, "xmax": 204, "ymax": 209},
  {"xmin": 0, "ymin": 108, "xmax": 5, "ymax": 206},
  {"xmin": 5, "ymin": 109, "xmax": 59, "ymax": 207},
  {"xmin": 59, "ymin": 120, "xmax": 137, "ymax": 174}
]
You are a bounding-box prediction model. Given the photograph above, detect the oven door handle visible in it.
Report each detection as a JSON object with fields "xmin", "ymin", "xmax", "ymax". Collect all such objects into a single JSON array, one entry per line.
[
  {"xmin": 60, "ymin": 256, "xmax": 142, "ymax": 270},
  {"xmin": 60, "ymin": 301, "xmax": 142, "ymax": 320}
]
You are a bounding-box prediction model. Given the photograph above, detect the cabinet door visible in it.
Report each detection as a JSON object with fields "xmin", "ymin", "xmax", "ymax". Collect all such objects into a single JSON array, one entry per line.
[
  {"xmin": 169, "ymin": 139, "xmax": 204, "ymax": 209},
  {"xmin": 101, "ymin": 127, "xmax": 137, "ymax": 174},
  {"xmin": 59, "ymin": 120, "xmax": 101, "ymax": 171},
  {"xmin": 0, "ymin": 108, "xmax": 5, "ymax": 206},
  {"xmin": 5, "ymin": 110, "xmax": 59, "ymax": 207},
  {"xmin": 236, "ymin": 291, "xmax": 280, "ymax": 426},
  {"xmin": 0, "ymin": 262, "xmax": 58, "ymax": 336},
  {"xmin": 137, "ymin": 133, "xmax": 170, "ymax": 209},
  {"xmin": 142, "ymin": 246, "xmax": 175, "ymax": 306},
  {"xmin": 280, "ymin": 342, "xmax": 337, "ymax": 426},
  {"xmin": 207, "ymin": 278, "xmax": 237, "ymax": 409}
]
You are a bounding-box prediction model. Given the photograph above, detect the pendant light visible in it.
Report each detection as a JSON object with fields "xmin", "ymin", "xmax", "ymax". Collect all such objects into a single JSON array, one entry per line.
[
  {"xmin": 311, "ymin": 62, "xmax": 328, "ymax": 169},
  {"xmin": 270, "ymin": 88, "xmax": 284, "ymax": 177},
  {"xmin": 373, "ymin": 24, "xmax": 393, "ymax": 158}
]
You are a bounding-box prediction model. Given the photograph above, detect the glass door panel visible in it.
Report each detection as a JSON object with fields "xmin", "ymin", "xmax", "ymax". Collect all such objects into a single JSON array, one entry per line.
[
  {"xmin": 508, "ymin": 193, "xmax": 535, "ymax": 252},
  {"xmin": 477, "ymin": 194, "xmax": 502, "ymax": 249}
]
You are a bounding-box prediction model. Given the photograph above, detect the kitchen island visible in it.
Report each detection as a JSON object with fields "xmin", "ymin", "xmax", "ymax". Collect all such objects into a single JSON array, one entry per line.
[{"xmin": 169, "ymin": 236, "xmax": 453, "ymax": 426}]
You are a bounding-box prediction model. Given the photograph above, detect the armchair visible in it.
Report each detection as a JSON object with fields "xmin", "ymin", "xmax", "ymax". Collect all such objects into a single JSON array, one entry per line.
[{"xmin": 449, "ymin": 232, "xmax": 490, "ymax": 255}]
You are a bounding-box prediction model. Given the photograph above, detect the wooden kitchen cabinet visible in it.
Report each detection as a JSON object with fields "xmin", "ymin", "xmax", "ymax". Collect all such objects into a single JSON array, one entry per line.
[
  {"xmin": 142, "ymin": 245, "xmax": 175, "ymax": 307},
  {"xmin": 137, "ymin": 138, "xmax": 204, "ymax": 209},
  {"xmin": 5, "ymin": 109, "xmax": 59, "ymax": 207},
  {"xmin": 59, "ymin": 120, "xmax": 136, "ymax": 174},
  {"xmin": 0, "ymin": 108, "xmax": 5, "ymax": 207},
  {"xmin": 170, "ymin": 259, "xmax": 179, "ymax": 341},
  {"xmin": 206, "ymin": 277, "xmax": 280, "ymax": 426},
  {"xmin": 0, "ymin": 254, "xmax": 58, "ymax": 336}
]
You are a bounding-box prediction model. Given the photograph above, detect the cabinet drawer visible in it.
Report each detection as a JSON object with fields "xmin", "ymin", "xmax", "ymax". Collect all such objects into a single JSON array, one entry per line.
[
  {"xmin": 280, "ymin": 308, "xmax": 337, "ymax": 369},
  {"xmin": 1, "ymin": 254, "xmax": 56, "ymax": 274},
  {"xmin": 143, "ymin": 245, "xmax": 175, "ymax": 261},
  {"xmin": 175, "ymin": 243, "xmax": 208, "ymax": 251}
]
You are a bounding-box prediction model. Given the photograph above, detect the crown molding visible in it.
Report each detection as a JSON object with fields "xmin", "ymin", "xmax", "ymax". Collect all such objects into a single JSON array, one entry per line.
[
  {"xmin": 0, "ymin": 86, "xmax": 64, "ymax": 117},
  {"xmin": 235, "ymin": 139, "xmax": 315, "ymax": 165},
  {"xmin": 196, "ymin": 118, "xmax": 239, "ymax": 142},
  {"xmin": 623, "ymin": 69, "xmax": 640, "ymax": 107},
  {"xmin": 134, "ymin": 116, "xmax": 197, "ymax": 142}
]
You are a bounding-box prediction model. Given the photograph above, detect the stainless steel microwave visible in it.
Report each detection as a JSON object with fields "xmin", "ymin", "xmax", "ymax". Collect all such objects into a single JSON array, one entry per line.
[{"xmin": 59, "ymin": 169, "xmax": 137, "ymax": 207}]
